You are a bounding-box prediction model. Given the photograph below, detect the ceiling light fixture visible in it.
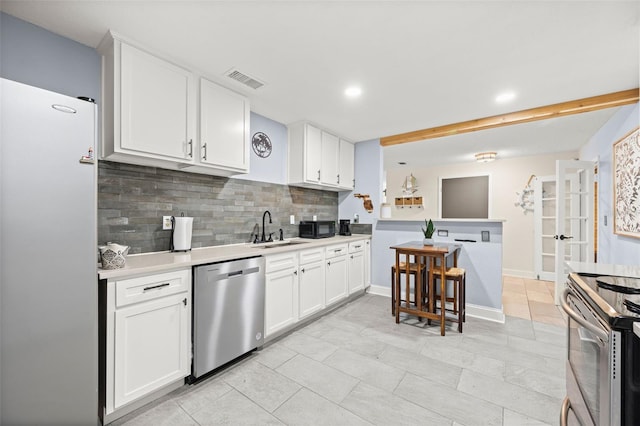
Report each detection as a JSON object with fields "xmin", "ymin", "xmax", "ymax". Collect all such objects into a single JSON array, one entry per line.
[
  {"xmin": 345, "ymin": 86, "xmax": 362, "ymax": 98},
  {"xmin": 495, "ymin": 91, "xmax": 515, "ymax": 104},
  {"xmin": 475, "ymin": 152, "xmax": 497, "ymax": 162}
]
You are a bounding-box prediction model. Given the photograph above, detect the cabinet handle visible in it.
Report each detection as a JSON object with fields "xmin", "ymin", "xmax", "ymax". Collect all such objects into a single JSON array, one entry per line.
[
  {"xmin": 327, "ymin": 261, "xmax": 331, "ymax": 266},
  {"xmin": 353, "ymin": 179, "xmax": 356, "ymax": 187},
  {"xmin": 337, "ymin": 174, "xmax": 340, "ymax": 184},
  {"xmin": 202, "ymin": 143, "xmax": 207, "ymax": 161},
  {"xmin": 354, "ymin": 245, "xmax": 361, "ymax": 249},
  {"xmin": 183, "ymin": 298, "xmax": 187, "ymax": 306},
  {"xmin": 317, "ymin": 169, "xmax": 321, "ymax": 181},
  {"xmin": 301, "ymin": 268, "xmax": 305, "ymax": 273},
  {"xmin": 143, "ymin": 282, "xmax": 170, "ymax": 291},
  {"xmin": 350, "ymin": 255, "xmax": 353, "ymax": 259},
  {"xmin": 334, "ymin": 249, "xmax": 342, "ymax": 253},
  {"xmin": 293, "ymin": 270, "xmax": 298, "ymax": 275},
  {"xmin": 188, "ymin": 139, "xmax": 193, "ymax": 158}
]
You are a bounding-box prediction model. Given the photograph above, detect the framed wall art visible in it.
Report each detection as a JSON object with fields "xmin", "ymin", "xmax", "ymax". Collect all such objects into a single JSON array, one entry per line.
[{"xmin": 613, "ymin": 127, "xmax": 640, "ymax": 239}]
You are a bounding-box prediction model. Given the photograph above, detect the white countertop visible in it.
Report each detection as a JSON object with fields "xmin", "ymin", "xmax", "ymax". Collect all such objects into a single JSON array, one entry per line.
[
  {"xmin": 565, "ymin": 261, "xmax": 640, "ymax": 278},
  {"xmin": 98, "ymin": 234, "xmax": 371, "ymax": 280},
  {"xmin": 377, "ymin": 218, "xmax": 506, "ymax": 223}
]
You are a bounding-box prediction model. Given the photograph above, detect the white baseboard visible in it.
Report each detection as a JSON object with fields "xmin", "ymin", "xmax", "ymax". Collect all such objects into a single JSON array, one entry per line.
[
  {"xmin": 367, "ymin": 285, "xmax": 505, "ymax": 324},
  {"xmin": 466, "ymin": 303, "xmax": 505, "ymax": 323},
  {"xmin": 367, "ymin": 284, "xmax": 390, "ymax": 297},
  {"xmin": 502, "ymin": 269, "xmax": 536, "ymax": 279}
]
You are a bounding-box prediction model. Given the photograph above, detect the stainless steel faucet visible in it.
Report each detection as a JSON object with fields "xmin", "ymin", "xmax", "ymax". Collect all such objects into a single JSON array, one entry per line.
[{"xmin": 260, "ymin": 210, "xmax": 272, "ymax": 242}]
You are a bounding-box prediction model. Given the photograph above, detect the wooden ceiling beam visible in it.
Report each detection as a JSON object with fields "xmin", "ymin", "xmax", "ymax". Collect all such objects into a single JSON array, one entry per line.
[{"xmin": 379, "ymin": 88, "xmax": 640, "ymax": 147}]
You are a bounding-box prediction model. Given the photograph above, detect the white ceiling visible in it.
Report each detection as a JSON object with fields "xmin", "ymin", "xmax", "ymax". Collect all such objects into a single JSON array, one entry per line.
[{"xmin": 3, "ymin": 1, "xmax": 638, "ymax": 167}]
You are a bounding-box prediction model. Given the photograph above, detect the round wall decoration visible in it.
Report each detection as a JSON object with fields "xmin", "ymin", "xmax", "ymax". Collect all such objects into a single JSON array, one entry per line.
[{"xmin": 251, "ymin": 132, "xmax": 272, "ymax": 158}]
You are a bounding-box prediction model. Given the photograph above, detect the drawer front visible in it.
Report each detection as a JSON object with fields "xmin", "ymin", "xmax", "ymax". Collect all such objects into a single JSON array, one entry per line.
[
  {"xmin": 325, "ymin": 243, "xmax": 348, "ymax": 259},
  {"xmin": 115, "ymin": 269, "xmax": 190, "ymax": 307},
  {"xmin": 265, "ymin": 252, "xmax": 298, "ymax": 273},
  {"xmin": 299, "ymin": 248, "xmax": 324, "ymax": 265},
  {"xmin": 349, "ymin": 240, "xmax": 365, "ymax": 253}
]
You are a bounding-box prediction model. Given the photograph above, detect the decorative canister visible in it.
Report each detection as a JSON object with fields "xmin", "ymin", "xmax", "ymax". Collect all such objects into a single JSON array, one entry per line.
[{"xmin": 99, "ymin": 242, "xmax": 130, "ymax": 269}]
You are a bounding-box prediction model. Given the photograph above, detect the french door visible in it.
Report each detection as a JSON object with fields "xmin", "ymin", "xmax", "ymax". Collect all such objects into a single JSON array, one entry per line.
[{"xmin": 554, "ymin": 160, "xmax": 595, "ymax": 304}]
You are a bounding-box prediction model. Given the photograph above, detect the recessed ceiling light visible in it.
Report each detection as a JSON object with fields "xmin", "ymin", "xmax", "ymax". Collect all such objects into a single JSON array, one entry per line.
[
  {"xmin": 345, "ymin": 86, "xmax": 362, "ymax": 98},
  {"xmin": 495, "ymin": 91, "xmax": 516, "ymax": 104}
]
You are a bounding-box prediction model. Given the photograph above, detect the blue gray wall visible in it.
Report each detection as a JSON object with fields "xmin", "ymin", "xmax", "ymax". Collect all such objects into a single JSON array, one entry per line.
[
  {"xmin": 580, "ymin": 103, "xmax": 640, "ymax": 266},
  {"xmin": 237, "ymin": 112, "xmax": 289, "ymax": 184},
  {"xmin": 0, "ymin": 12, "xmax": 101, "ymax": 101}
]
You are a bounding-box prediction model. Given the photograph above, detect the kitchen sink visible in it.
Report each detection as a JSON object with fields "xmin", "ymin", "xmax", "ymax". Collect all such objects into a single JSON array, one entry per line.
[{"xmin": 253, "ymin": 240, "xmax": 309, "ymax": 249}]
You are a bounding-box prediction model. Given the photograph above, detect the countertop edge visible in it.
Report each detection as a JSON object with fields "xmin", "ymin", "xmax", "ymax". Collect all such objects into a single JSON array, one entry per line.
[{"xmin": 98, "ymin": 234, "xmax": 371, "ymax": 280}]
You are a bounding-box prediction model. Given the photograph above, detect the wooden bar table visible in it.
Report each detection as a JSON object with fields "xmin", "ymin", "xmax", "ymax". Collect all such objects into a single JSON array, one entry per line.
[{"xmin": 390, "ymin": 241, "xmax": 461, "ymax": 336}]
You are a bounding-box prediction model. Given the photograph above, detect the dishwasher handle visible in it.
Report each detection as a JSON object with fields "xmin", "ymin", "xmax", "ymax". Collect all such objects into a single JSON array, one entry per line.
[{"xmin": 209, "ymin": 266, "xmax": 261, "ymax": 282}]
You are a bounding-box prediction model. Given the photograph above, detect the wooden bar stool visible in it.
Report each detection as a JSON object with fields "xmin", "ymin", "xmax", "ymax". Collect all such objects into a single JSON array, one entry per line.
[
  {"xmin": 432, "ymin": 267, "xmax": 466, "ymax": 332},
  {"xmin": 391, "ymin": 262, "xmax": 426, "ymax": 315}
]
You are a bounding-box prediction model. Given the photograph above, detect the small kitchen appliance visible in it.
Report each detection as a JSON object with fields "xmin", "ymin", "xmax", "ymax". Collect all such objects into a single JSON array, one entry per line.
[
  {"xmin": 299, "ymin": 220, "xmax": 335, "ymax": 239},
  {"xmin": 339, "ymin": 219, "xmax": 352, "ymax": 236},
  {"xmin": 171, "ymin": 213, "xmax": 193, "ymax": 251},
  {"xmin": 561, "ymin": 273, "xmax": 640, "ymax": 426}
]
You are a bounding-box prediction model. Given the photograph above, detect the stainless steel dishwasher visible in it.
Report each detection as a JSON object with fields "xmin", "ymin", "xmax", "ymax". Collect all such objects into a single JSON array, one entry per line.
[{"xmin": 192, "ymin": 256, "xmax": 265, "ymax": 379}]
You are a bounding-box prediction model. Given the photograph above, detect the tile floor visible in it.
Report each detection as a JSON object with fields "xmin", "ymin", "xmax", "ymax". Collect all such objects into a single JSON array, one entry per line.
[
  {"xmin": 502, "ymin": 276, "xmax": 566, "ymax": 326},
  {"xmin": 113, "ymin": 279, "xmax": 567, "ymax": 426}
]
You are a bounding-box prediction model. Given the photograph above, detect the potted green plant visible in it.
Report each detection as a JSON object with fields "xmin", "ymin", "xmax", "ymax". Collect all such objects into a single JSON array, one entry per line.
[{"xmin": 422, "ymin": 219, "xmax": 435, "ymax": 245}]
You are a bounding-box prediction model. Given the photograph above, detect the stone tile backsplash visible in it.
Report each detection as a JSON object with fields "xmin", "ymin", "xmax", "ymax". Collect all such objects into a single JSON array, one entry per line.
[{"xmin": 98, "ymin": 161, "xmax": 338, "ymax": 254}]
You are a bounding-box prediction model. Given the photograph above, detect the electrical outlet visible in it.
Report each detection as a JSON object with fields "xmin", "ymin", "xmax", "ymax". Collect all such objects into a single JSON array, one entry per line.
[
  {"xmin": 290, "ymin": 215, "xmax": 295, "ymax": 225},
  {"xmin": 162, "ymin": 216, "xmax": 172, "ymax": 230}
]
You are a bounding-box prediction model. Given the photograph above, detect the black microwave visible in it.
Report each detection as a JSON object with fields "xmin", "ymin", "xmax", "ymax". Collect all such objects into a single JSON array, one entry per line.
[{"xmin": 299, "ymin": 221, "xmax": 335, "ymax": 239}]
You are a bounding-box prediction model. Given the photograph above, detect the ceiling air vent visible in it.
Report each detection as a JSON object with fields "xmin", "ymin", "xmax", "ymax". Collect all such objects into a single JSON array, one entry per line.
[{"xmin": 225, "ymin": 69, "xmax": 265, "ymax": 90}]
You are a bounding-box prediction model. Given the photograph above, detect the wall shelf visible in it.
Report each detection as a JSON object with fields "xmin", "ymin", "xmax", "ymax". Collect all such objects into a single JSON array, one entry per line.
[{"xmin": 394, "ymin": 196, "xmax": 423, "ymax": 208}]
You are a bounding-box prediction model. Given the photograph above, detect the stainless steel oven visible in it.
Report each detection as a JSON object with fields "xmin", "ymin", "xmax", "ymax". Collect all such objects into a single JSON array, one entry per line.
[{"xmin": 561, "ymin": 273, "xmax": 640, "ymax": 426}]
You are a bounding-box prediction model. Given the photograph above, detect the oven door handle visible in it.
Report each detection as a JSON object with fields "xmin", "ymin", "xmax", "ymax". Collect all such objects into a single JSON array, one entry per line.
[
  {"xmin": 560, "ymin": 397, "xmax": 571, "ymax": 426},
  {"xmin": 561, "ymin": 288, "xmax": 609, "ymax": 343}
]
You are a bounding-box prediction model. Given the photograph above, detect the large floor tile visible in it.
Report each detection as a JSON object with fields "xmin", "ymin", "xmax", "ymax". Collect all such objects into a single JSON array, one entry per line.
[
  {"xmin": 324, "ymin": 348, "xmax": 405, "ymax": 392},
  {"xmin": 275, "ymin": 354, "xmax": 359, "ymax": 403},
  {"xmin": 115, "ymin": 400, "xmax": 197, "ymax": 426},
  {"xmin": 222, "ymin": 360, "xmax": 301, "ymax": 412},
  {"xmin": 378, "ymin": 345, "xmax": 462, "ymax": 388},
  {"xmin": 504, "ymin": 363, "xmax": 566, "ymax": 399},
  {"xmin": 173, "ymin": 378, "xmax": 233, "ymax": 415},
  {"xmin": 395, "ymin": 373, "xmax": 504, "ymax": 426},
  {"xmin": 273, "ymin": 388, "xmax": 372, "ymax": 426},
  {"xmin": 341, "ymin": 382, "xmax": 451, "ymax": 426},
  {"xmin": 313, "ymin": 326, "xmax": 388, "ymax": 358},
  {"xmin": 190, "ymin": 389, "xmax": 283, "ymax": 425},
  {"xmin": 279, "ymin": 331, "xmax": 339, "ymax": 361},
  {"xmin": 254, "ymin": 343, "xmax": 298, "ymax": 369},
  {"xmin": 457, "ymin": 369, "xmax": 561, "ymax": 424},
  {"xmin": 420, "ymin": 341, "xmax": 506, "ymax": 380},
  {"xmin": 503, "ymin": 408, "xmax": 553, "ymax": 425}
]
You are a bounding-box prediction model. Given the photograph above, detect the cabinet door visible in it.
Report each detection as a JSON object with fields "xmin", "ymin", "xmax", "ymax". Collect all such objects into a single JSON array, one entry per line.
[
  {"xmin": 325, "ymin": 255, "xmax": 348, "ymax": 305},
  {"xmin": 320, "ymin": 131, "xmax": 339, "ymax": 186},
  {"xmin": 338, "ymin": 139, "xmax": 354, "ymax": 190},
  {"xmin": 120, "ymin": 43, "xmax": 195, "ymax": 161},
  {"xmin": 114, "ymin": 293, "xmax": 190, "ymax": 409},
  {"xmin": 348, "ymin": 251, "xmax": 365, "ymax": 294},
  {"xmin": 199, "ymin": 78, "xmax": 249, "ymax": 172},
  {"xmin": 265, "ymin": 268, "xmax": 298, "ymax": 337},
  {"xmin": 299, "ymin": 260, "xmax": 325, "ymax": 319},
  {"xmin": 364, "ymin": 240, "xmax": 371, "ymax": 286},
  {"xmin": 304, "ymin": 124, "xmax": 322, "ymax": 183}
]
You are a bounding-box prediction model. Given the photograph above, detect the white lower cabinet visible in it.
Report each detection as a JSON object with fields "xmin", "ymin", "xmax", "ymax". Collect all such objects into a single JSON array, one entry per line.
[
  {"xmin": 325, "ymin": 243, "xmax": 348, "ymax": 306},
  {"xmin": 264, "ymin": 252, "xmax": 299, "ymax": 338},
  {"xmin": 298, "ymin": 248, "xmax": 325, "ymax": 319},
  {"xmin": 348, "ymin": 241, "xmax": 365, "ymax": 294},
  {"xmin": 106, "ymin": 269, "xmax": 191, "ymax": 418},
  {"xmin": 364, "ymin": 240, "xmax": 371, "ymax": 287}
]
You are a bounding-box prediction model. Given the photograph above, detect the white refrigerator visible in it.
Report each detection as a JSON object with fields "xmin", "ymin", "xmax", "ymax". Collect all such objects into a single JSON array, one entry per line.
[{"xmin": 0, "ymin": 78, "xmax": 98, "ymax": 424}]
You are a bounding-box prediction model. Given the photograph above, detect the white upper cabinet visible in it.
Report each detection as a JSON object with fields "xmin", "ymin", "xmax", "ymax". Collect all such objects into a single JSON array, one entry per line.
[
  {"xmin": 98, "ymin": 32, "xmax": 250, "ymax": 176},
  {"xmin": 183, "ymin": 78, "xmax": 250, "ymax": 175},
  {"xmin": 338, "ymin": 139, "xmax": 355, "ymax": 190},
  {"xmin": 288, "ymin": 122, "xmax": 355, "ymax": 192},
  {"xmin": 304, "ymin": 124, "xmax": 322, "ymax": 183},
  {"xmin": 320, "ymin": 131, "xmax": 339, "ymax": 186},
  {"xmin": 99, "ymin": 33, "xmax": 196, "ymax": 166}
]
